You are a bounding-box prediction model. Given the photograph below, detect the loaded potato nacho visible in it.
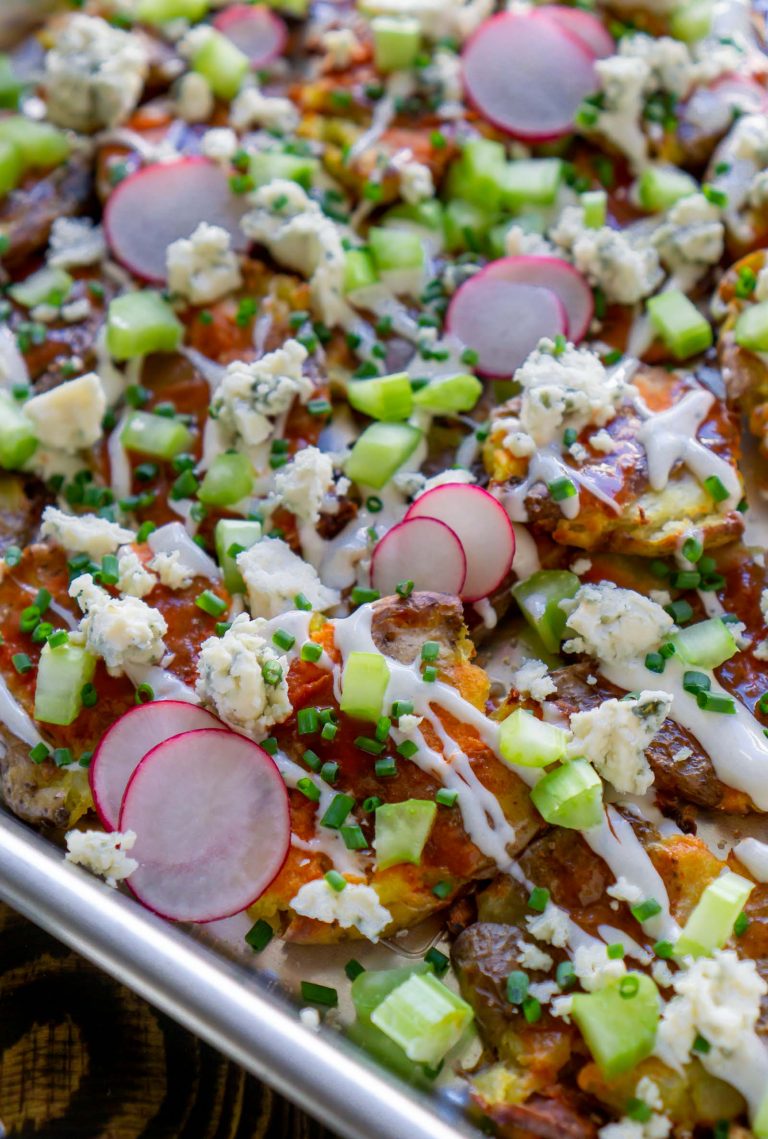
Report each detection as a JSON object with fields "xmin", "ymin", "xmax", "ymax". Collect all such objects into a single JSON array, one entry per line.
[{"xmin": 3, "ymin": 0, "xmax": 768, "ymax": 1134}]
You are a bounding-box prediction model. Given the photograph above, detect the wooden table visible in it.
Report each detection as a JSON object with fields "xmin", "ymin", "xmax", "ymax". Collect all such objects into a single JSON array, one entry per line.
[{"xmin": 0, "ymin": 902, "xmax": 335, "ymax": 1138}]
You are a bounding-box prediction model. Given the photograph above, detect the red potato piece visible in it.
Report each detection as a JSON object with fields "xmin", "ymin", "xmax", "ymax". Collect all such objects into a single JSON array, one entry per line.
[
  {"xmin": 446, "ymin": 273, "xmax": 567, "ymax": 378},
  {"xmin": 119, "ymin": 729, "xmax": 290, "ymax": 922},
  {"xmin": 371, "ymin": 517, "xmax": 467, "ymax": 598},
  {"xmin": 90, "ymin": 700, "xmax": 221, "ymax": 830},
  {"xmin": 482, "ymin": 255, "xmax": 594, "ymax": 344},
  {"xmin": 535, "ymin": 6, "xmax": 614, "ymax": 59},
  {"xmin": 405, "ymin": 485, "xmax": 516, "ymax": 602},
  {"xmin": 213, "ymin": 4, "xmax": 287, "ymax": 68},
  {"xmin": 104, "ymin": 158, "xmax": 250, "ymax": 283},
  {"xmin": 462, "ymin": 11, "xmax": 598, "ymax": 141}
]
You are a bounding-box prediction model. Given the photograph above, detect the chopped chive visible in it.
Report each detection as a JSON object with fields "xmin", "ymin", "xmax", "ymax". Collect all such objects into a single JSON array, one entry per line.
[
  {"xmin": 262, "ymin": 737, "xmax": 278, "ymax": 755},
  {"xmin": 548, "ymin": 477, "xmax": 577, "ymax": 502},
  {"xmin": 48, "ymin": 630, "xmax": 68, "ymax": 648},
  {"xmin": 522, "ymin": 996, "xmax": 542, "ymax": 1024},
  {"xmin": 321, "ymin": 721, "xmax": 338, "ymax": 741},
  {"xmin": 397, "ymin": 739, "xmax": 418, "ymax": 760},
  {"xmin": 631, "ymin": 898, "xmax": 662, "ymax": 923},
  {"xmin": 52, "ymin": 747, "xmax": 73, "ymax": 767},
  {"xmin": 422, "ymin": 665, "xmax": 438, "ymax": 683},
  {"xmin": 375, "ymin": 756, "xmax": 397, "ymax": 778},
  {"xmin": 395, "ymin": 579, "xmax": 414, "ymax": 598},
  {"xmin": 556, "ymin": 960, "xmax": 576, "ymax": 990},
  {"xmin": 355, "ymin": 735, "xmax": 386, "ymax": 756},
  {"xmin": 245, "ymin": 919, "xmax": 274, "ymax": 952},
  {"xmin": 19, "ymin": 605, "xmax": 40, "ymax": 634},
  {"xmin": 272, "ymin": 628, "xmax": 296, "ymax": 652},
  {"xmin": 665, "ymin": 599, "xmax": 693, "ymax": 624},
  {"xmin": 195, "ymin": 590, "xmax": 228, "ymax": 618},
  {"xmin": 320, "ymin": 761, "xmax": 339, "ymax": 784},
  {"xmin": 29, "ymin": 742, "xmax": 50, "ymax": 764},
  {"xmin": 81, "ymin": 683, "xmax": 99, "ymax": 708},
  {"xmin": 682, "ymin": 537, "xmax": 703, "ymax": 563},
  {"xmin": 424, "ymin": 947, "xmax": 449, "ymax": 976},
  {"xmin": 261, "ymin": 660, "xmax": 283, "ymax": 686},
  {"xmin": 294, "ymin": 592, "xmax": 312, "ymax": 611},
  {"xmin": 320, "ymin": 792, "xmax": 355, "ymax": 829},
  {"xmin": 4, "ymin": 545, "xmax": 21, "ymax": 567},
  {"xmin": 302, "ymin": 749, "xmax": 322, "ymax": 772},
  {"xmin": 340, "ymin": 824, "xmax": 368, "ymax": 850},
  {"xmin": 325, "ymin": 869, "xmax": 347, "ymax": 892},
  {"xmin": 527, "ymin": 886, "xmax": 550, "ymax": 912},
  {"xmin": 650, "ymin": 559, "xmax": 669, "ymax": 579},
  {"xmin": 683, "ymin": 670, "xmax": 710, "ymax": 695},
  {"xmin": 432, "ymin": 880, "xmax": 452, "ymax": 899},
  {"xmin": 300, "ymin": 981, "xmax": 338, "ymax": 1007},
  {"xmin": 421, "ymin": 641, "xmax": 439, "ymax": 662},
  {"xmin": 362, "ymin": 795, "xmax": 383, "ymax": 812},
  {"xmin": 645, "ymin": 652, "xmax": 665, "ymax": 674},
  {"xmin": 692, "ymin": 1033, "xmax": 711, "ymax": 1054},
  {"xmin": 392, "ymin": 700, "xmax": 414, "ymax": 717},
  {"xmin": 345, "ymin": 959, "xmax": 365, "ymax": 981},
  {"xmin": 375, "ymin": 715, "xmax": 391, "ymax": 742},
  {"xmin": 704, "ymin": 475, "xmax": 730, "ymax": 503},
  {"xmin": 12, "ymin": 653, "xmax": 32, "ymax": 674},
  {"xmin": 436, "ymin": 788, "xmax": 458, "ymax": 807},
  {"xmin": 619, "ymin": 974, "xmax": 640, "ymax": 998},
  {"xmin": 670, "ymin": 570, "xmax": 700, "ymax": 590},
  {"xmin": 734, "ymin": 911, "xmax": 749, "ymax": 936},
  {"xmin": 351, "ymin": 587, "xmax": 380, "ymax": 606},
  {"xmin": 135, "ymin": 683, "xmax": 154, "ymax": 704},
  {"xmin": 626, "ymin": 1098, "xmax": 653, "ymax": 1123},
  {"xmin": 297, "ymin": 777, "xmax": 321, "ymax": 803},
  {"xmin": 653, "ymin": 939, "xmax": 674, "ymax": 959},
  {"xmin": 301, "ymin": 641, "xmax": 323, "ymax": 663},
  {"xmin": 607, "ymin": 943, "xmax": 624, "ymax": 960},
  {"xmin": 696, "ymin": 691, "xmax": 736, "ymax": 714},
  {"xmin": 297, "ymin": 708, "xmax": 319, "ymax": 735},
  {"xmin": 506, "ymin": 970, "xmax": 529, "ymax": 1005}
]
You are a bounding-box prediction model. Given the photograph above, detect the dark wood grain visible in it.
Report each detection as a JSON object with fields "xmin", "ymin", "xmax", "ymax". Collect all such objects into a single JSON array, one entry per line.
[{"xmin": 0, "ymin": 902, "xmax": 336, "ymax": 1139}]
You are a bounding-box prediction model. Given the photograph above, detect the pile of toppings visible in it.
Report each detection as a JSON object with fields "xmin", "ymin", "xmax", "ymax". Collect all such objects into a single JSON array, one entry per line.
[{"xmin": 1, "ymin": 0, "xmax": 768, "ymax": 1133}]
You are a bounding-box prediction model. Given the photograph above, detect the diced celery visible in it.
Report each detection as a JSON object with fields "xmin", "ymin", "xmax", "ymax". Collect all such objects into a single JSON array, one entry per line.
[
  {"xmin": 637, "ymin": 164, "xmax": 698, "ymax": 212},
  {"xmin": 371, "ymin": 16, "xmax": 420, "ymax": 73},
  {"xmin": 383, "ymin": 200, "xmax": 444, "ymax": 233},
  {"xmin": 352, "ymin": 963, "xmax": 433, "ymax": 1024},
  {"xmin": 345, "ymin": 422, "xmax": 422, "ymax": 489},
  {"xmin": 670, "ymin": 0, "xmax": 713, "ymax": 42},
  {"xmin": 647, "ymin": 290, "xmax": 712, "ymax": 360},
  {"xmin": 571, "ymin": 973, "xmax": 660, "ymax": 1078},
  {"xmin": 107, "ymin": 291, "xmax": 184, "ymax": 361},
  {"xmin": 136, "ymin": 0, "xmax": 210, "ymax": 23},
  {"xmin": 672, "ymin": 618, "xmax": 738, "ymax": 670},
  {"xmin": 500, "ymin": 159, "xmax": 563, "ymax": 209},
  {"xmin": 10, "ymin": 266, "xmax": 73, "ymax": 309},
  {"xmin": 374, "ymin": 800, "xmax": 437, "ymax": 870},
  {"xmin": 512, "ymin": 570, "xmax": 580, "ymax": 654},
  {"xmin": 735, "ymin": 300, "xmax": 768, "ymax": 353},
  {"xmin": 339, "ymin": 651, "xmax": 390, "ymax": 721},
  {"xmin": 34, "ymin": 641, "xmax": 96, "ymax": 726},
  {"xmin": 191, "ymin": 28, "xmax": 249, "ymax": 101},
  {"xmin": 263, "ymin": 0, "xmax": 309, "ymax": 13},
  {"xmin": 442, "ymin": 199, "xmax": 491, "ymax": 255},
  {"xmin": 371, "ymin": 972, "xmax": 473, "ymax": 1067},
  {"xmin": 445, "ymin": 138, "xmax": 507, "ymax": 211},
  {"xmin": 754, "ymin": 1090, "xmax": 768, "ymax": 1139},
  {"xmin": 674, "ymin": 871, "xmax": 754, "ymax": 958},
  {"xmin": 368, "ymin": 227, "xmax": 426, "ymax": 298},
  {"xmin": 530, "ymin": 758, "xmax": 603, "ymax": 830},
  {"xmin": 343, "ymin": 249, "xmax": 379, "ymax": 295},
  {"xmin": 499, "ymin": 708, "xmax": 568, "ymax": 768},
  {"xmin": 348, "ymin": 372, "xmax": 413, "ymax": 421},
  {"xmin": 412, "ymin": 373, "xmax": 482, "ymax": 414},
  {"xmin": 0, "ymin": 55, "xmax": 23, "ymax": 110},
  {"xmin": 250, "ymin": 151, "xmax": 318, "ymax": 190},
  {"xmin": 0, "ymin": 117, "xmax": 70, "ymax": 169},
  {"xmin": 581, "ymin": 189, "xmax": 607, "ymax": 229},
  {"xmin": 0, "ymin": 137, "xmax": 22, "ymax": 197},
  {"xmin": 0, "ymin": 392, "xmax": 36, "ymax": 469},
  {"xmin": 121, "ymin": 411, "xmax": 193, "ymax": 459},
  {"xmin": 197, "ymin": 452, "xmax": 254, "ymax": 507},
  {"xmin": 215, "ymin": 518, "xmax": 262, "ymax": 593},
  {"xmin": 346, "ymin": 1019, "xmax": 432, "ymax": 1088}
]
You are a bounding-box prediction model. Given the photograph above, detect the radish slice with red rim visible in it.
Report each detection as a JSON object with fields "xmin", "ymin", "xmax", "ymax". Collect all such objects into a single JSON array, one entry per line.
[
  {"xmin": 119, "ymin": 729, "xmax": 290, "ymax": 923},
  {"xmin": 104, "ymin": 158, "xmax": 250, "ymax": 283},
  {"xmin": 446, "ymin": 273, "xmax": 567, "ymax": 378},
  {"xmin": 371, "ymin": 517, "xmax": 467, "ymax": 597},
  {"xmin": 534, "ymin": 6, "xmax": 614, "ymax": 59},
  {"xmin": 462, "ymin": 11, "xmax": 598, "ymax": 141},
  {"xmin": 90, "ymin": 700, "xmax": 221, "ymax": 831},
  {"xmin": 213, "ymin": 4, "xmax": 287, "ymax": 68},
  {"xmin": 482, "ymin": 256, "xmax": 594, "ymax": 344},
  {"xmin": 406, "ymin": 485, "xmax": 516, "ymax": 602}
]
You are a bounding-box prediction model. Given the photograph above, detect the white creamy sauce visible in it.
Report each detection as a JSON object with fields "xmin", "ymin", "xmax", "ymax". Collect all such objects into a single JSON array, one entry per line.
[
  {"xmin": 106, "ymin": 410, "xmax": 133, "ymax": 501},
  {"xmin": 734, "ymin": 837, "xmax": 768, "ymax": 883},
  {"xmin": 125, "ymin": 662, "xmax": 200, "ymax": 703},
  {"xmin": 299, "ymin": 483, "xmax": 407, "ymax": 592},
  {"xmin": 0, "ymin": 673, "xmax": 43, "ymax": 748},
  {"xmin": 510, "ymin": 522, "xmax": 540, "ymax": 579},
  {"xmin": 636, "ymin": 388, "xmax": 741, "ymax": 508},
  {"xmin": 0, "ymin": 326, "xmax": 29, "ymax": 390},
  {"xmin": 179, "ymin": 346, "xmax": 226, "ymax": 391},
  {"xmin": 147, "ymin": 522, "xmax": 220, "ymax": 580},
  {"xmin": 601, "ymin": 656, "xmax": 768, "ymax": 810},
  {"xmin": 346, "ymin": 73, "xmax": 415, "ymax": 163},
  {"xmin": 701, "ymin": 1033, "xmax": 768, "ymax": 1116},
  {"xmin": 597, "ymin": 923, "xmax": 652, "ymax": 964},
  {"xmin": 504, "ymin": 444, "xmax": 622, "ymax": 522}
]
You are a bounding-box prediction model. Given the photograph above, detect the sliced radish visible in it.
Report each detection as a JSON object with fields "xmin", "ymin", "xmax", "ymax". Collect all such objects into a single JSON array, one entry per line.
[
  {"xmin": 213, "ymin": 4, "xmax": 287, "ymax": 68},
  {"xmin": 104, "ymin": 158, "xmax": 250, "ymax": 283},
  {"xmin": 90, "ymin": 700, "xmax": 221, "ymax": 831},
  {"xmin": 446, "ymin": 274, "xmax": 567, "ymax": 378},
  {"xmin": 535, "ymin": 6, "xmax": 614, "ymax": 59},
  {"xmin": 119, "ymin": 729, "xmax": 290, "ymax": 923},
  {"xmin": 710, "ymin": 73, "xmax": 768, "ymax": 115},
  {"xmin": 462, "ymin": 11, "xmax": 598, "ymax": 141},
  {"xmin": 371, "ymin": 517, "xmax": 467, "ymax": 598},
  {"xmin": 483, "ymin": 256, "xmax": 594, "ymax": 344},
  {"xmin": 406, "ymin": 485, "xmax": 516, "ymax": 603}
]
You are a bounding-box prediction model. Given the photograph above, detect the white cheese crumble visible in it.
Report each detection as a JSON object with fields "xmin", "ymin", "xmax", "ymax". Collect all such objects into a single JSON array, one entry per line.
[
  {"xmin": 116, "ymin": 546, "xmax": 157, "ymax": 598},
  {"xmin": 570, "ymin": 557, "xmax": 592, "ymax": 576},
  {"xmin": 167, "ymin": 222, "xmax": 242, "ymax": 306},
  {"xmin": 393, "ymin": 155, "xmax": 435, "ymax": 204},
  {"xmin": 573, "ymin": 943, "xmax": 627, "ymax": 992},
  {"xmin": 272, "ymin": 446, "xmax": 334, "ymax": 524},
  {"xmin": 241, "ymin": 181, "xmax": 349, "ymax": 326},
  {"xmin": 44, "ymin": 13, "xmax": 148, "ymax": 132},
  {"xmin": 149, "ymin": 550, "xmax": 195, "ymax": 591},
  {"xmin": 230, "ymin": 87, "xmax": 299, "ymax": 134},
  {"xmin": 652, "ymin": 194, "xmax": 724, "ymax": 287},
  {"xmin": 635, "ymin": 1078, "xmax": 664, "ymax": 1113},
  {"xmin": 289, "ymin": 877, "xmax": 392, "ymax": 941},
  {"xmin": 504, "ymin": 225, "xmax": 556, "ymax": 259},
  {"xmin": 357, "ymin": 0, "xmax": 493, "ymax": 42},
  {"xmin": 48, "ymin": 217, "xmax": 106, "ymax": 269},
  {"xmin": 196, "ymin": 612, "xmax": 292, "ymax": 738},
  {"xmin": 591, "ymin": 54, "xmax": 649, "ymax": 173},
  {"xmin": 237, "ymin": 538, "xmax": 341, "ymax": 618},
  {"xmin": 589, "ymin": 428, "xmax": 614, "ymax": 453},
  {"xmin": 25, "ymin": 372, "xmax": 107, "ymax": 454},
  {"xmin": 212, "ymin": 339, "xmax": 313, "ymax": 451},
  {"xmin": 320, "ymin": 27, "xmax": 360, "ymax": 70},
  {"xmin": 525, "ymin": 903, "xmax": 571, "ymax": 948},
  {"xmin": 517, "ymin": 941, "xmax": 554, "ymax": 972},
  {"xmin": 561, "ymin": 582, "xmax": 674, "ymax": 665},
  {"xmin": 41, "ymin": 507, "xmax": 135, "ymax": 559},
  {"xmin": 69, "ymin": 573, "xmax": 168, "ymax": 675},
  {"xmin": 176, "ymin": 71, "xmax": 214, "ymax": 124},
  {"xmin": 65, "ymin": 828, "xmax": 138, "ymax": 888},
  {"xmin": 599, "ymin": 1115, "xmax": 671, "ymax": 1139},
  {"xmin": 655, "ymin": 949, "xmax": 766, "ymax": 1070},
  {"xmin": 511, "ymin": 658, "xmax": 556, "ymax": 703},
  {"xmin": 568, "ymin": 690, "xmax": 672, "ymax": 795},
  {"xmin": 200, "ymin": 127, "xmax": 239, "ymax": 163},
  {"xmin": 606, "ymin": 876, "xmax": 645, "ymax": 906},
  {"xmin": 551, "ymin": 207, "xmax": 663, "ymax": 305}
]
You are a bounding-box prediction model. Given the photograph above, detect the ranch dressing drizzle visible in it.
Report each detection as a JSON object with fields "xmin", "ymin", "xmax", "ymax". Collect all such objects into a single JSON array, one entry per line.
[
  {"xmin": 503, "ymin": 444, "xmax": 623, "ymax": 523},
  {"xmin": 700, "ymin": 1034, "xmax": 768, "ymax": 1118},
  {"xmin": 601, "ymin": 656, "xmax": 768, "ymax": 810},
  {"xmin": 0, "ymin": 673, "xmax": 43, "ymax": 749},
  {"xmin": 636, "ymin": 388, "xmax": 742, "ymax": 509},
  {"xmin": 106, "ymin": 410, "xmax": 133, "ymax": 501}
]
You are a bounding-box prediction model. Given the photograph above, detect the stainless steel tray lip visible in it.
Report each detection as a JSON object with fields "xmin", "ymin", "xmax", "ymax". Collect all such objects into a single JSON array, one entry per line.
[{"xmin": 0, "ymin": 811, "xmax": 480, "ymax": 1139}]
